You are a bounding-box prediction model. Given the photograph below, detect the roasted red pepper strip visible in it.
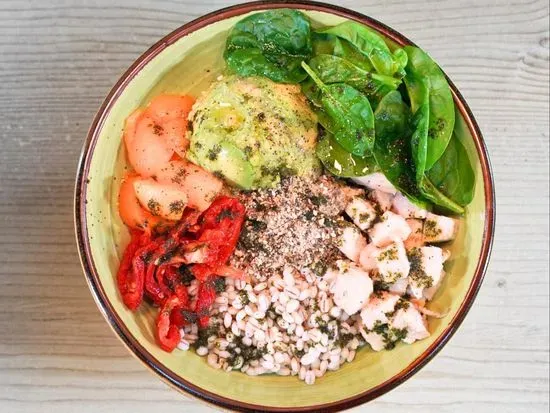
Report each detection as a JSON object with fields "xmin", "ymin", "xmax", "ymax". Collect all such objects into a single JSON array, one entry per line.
[
  {"xmin": 117, "ymin": 230, "xmax": 148, "ymax": 310},
  {"xmin": 156, "ymin": 295, "xmax": 182, "ymax": 352},
  {"xmin": 195, "ymin": 280, "xmax": 216, "ymax": 328},
  {"xmin": 199, "ymin": 196, "xmax": 245, "ymax": 264}
]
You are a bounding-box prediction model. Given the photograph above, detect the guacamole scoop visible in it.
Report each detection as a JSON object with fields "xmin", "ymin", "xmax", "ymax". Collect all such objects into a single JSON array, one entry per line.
[{"xmin": 187, "ymin": 76, "xmax": 320, "ymax": 188}]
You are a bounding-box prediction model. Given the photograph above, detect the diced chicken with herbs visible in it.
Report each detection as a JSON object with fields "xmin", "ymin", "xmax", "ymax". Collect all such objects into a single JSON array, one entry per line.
[
  {"xmin": 423, "ymin": 212, "xmax": 457, "ymax": 243},
  {"xmin": 345, "ymin": 197, "xmax": 377, "ymax": 231},
  {"xmin": 327, "ymin": 260, "xmax": 373, "ymax": 316},
  {"xmin": 330, "ymin": 172, "xmax": 460, "ymax": 352},
  {"xmin": 368, "ymin": 211, "xmax": 411, "ymax": 247},
  {"xmin": 336, "ymin": 223, "xmax": 367, "ymax": 262},
  {"xmin": 359, "ymin": 291, "xmax": 429, "ymax": 350},
  {"xmin": 368, "ymin": 189, "xmax": 394, "ymax": 212},
  {"xmin": 352, "ymin": 172, "xmax": 397, "ymax": 195}
]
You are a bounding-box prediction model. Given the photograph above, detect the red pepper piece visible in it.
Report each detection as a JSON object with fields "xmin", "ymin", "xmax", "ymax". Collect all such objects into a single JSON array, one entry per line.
[
  {"xmin": 199, "ymin": 196, "xmax": 245, "ymax": 264},
  {"xmin": 190, "ymin": 263, "xmax": 214, "ymax": 282},
  {"xmin": 145, "ymin": 262, "xmax": 165, "ymax": 306},
  {"xmin": 195, "ymin": 281, "xmax": 216, "ymax": 328},
  {"xmin": 156, "ymin": 295, "xmax": 182, "ymax": 352},
  {"xmin": 117, "ymin": 230, "xmax": 147, "ymax": 310}
]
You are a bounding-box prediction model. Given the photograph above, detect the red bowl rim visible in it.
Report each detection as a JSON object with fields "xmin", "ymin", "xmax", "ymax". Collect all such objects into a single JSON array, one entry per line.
[{"xmin": 74, "ymin": 1, "xmax": 496, "ymax": 411}]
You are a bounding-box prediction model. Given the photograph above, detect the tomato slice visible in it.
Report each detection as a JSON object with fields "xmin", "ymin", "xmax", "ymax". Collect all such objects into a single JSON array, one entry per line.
[
  {"xmin": 118, "ymin": 174, "xmax": 165, "ymax": 233},
  {"xmin": 126, "ymin": 114, "xmax": 174, "ymax": 177},
  {"xmin": 123, "ymin": 108, "xmax": 145, "ymax": 149},
  {"xmin": 147, "ymin": 94, "xmax": 195, "ymax": 123},
  {"xmin": 133, "ymin": 178, "xmax": 188, "ymax": 221},
  {"xmin": 156, "ymin": 160, "xmax": 223, "ymax": 211}
]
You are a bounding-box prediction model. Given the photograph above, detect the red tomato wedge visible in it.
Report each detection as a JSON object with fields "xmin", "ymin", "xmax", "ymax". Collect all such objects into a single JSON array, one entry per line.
[
  {"xmin": 123, "ymin": 108, "xmax": 145, "ymax": 148},
  {"xmin": 147, "ymin": 95, "xmax": 195, "ymax": 158},
  {"xmin": 118, "ymin": 174, "xmax": 164, "ymax": 232},
  {"xmin": 156, "ymin": 160, "xmax": 223, "ymax": 211},
  {"xmin": 126, "ymin": 114, "xmax": 174, "ymax": 177},
  {"xmin": 162, "ymin": 117, "xmax": 189, "ymax": 159},
  {"xmin": 147, "ymin": 94, "xmax": 195, "ymax": 122},
  {"xmin": 133, "ymin": 178, "xmax": 188, "ymax": 221}
]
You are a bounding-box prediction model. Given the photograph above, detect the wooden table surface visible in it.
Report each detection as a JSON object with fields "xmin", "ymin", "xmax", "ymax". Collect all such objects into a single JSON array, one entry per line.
[{"xmin": 1, "ymin": 0, "xmax": 548, "ymax": 412}]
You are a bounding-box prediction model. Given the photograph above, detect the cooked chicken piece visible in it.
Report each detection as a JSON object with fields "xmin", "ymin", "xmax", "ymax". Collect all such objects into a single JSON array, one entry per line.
[
  {"xmin": 392, "ymin": 192, "xmax": 428, "ymax": 219},
  {"xmin": 360, "ymin": 291, "xmax": 400, "ymax": 329},
  {"xmin": 336, "ymin": 225, "xmax": 367, "ymax": 262},
  {"xmin": 359, "ymin": 243, "xmax": 380, "ymax": 271},
  {"xmin": 389, "ymin": 277, "xmax": 409, "ymax": 295},
  {"xmin": 423, "ymin": 212, "xmax": 457, "ymax": 243},
  {"xmin": 352, "ymin": 172, "xmax": 397, "ymax": 195},
  {"xmin": 345, "ymin": 197, "xmax": 377, "ymax": 231},
  {"xmin": 374, "ymin": 240, "xmax": 410, "ymax": 284},
  {"xmin": 362, "ymin": 331, "xmax": 386, "ymax": 351},
  {"xmin": 390, "ymin": 305, "xmax": 430, "ymax": 344},
  {"xmin": 404, "ymin": 219, "xmax": 424, "ymax": 249},
  {"xmin": 328, "ymin": 260, "xmax": 373, "ymax": 315},
  {"xmin": 368, "ymin": 189, "xmax": 394, "ymax": 212},
  {"xmin": 423, "ymin": 271, "xmax": 446, "ymax": 301},
  {"xmin": 407, "ymin": 246, "xmax": 446, "ymax": 299},
  {"xmin": 368, "ymin": 211, "xmax": 411, "ymax": 247}
]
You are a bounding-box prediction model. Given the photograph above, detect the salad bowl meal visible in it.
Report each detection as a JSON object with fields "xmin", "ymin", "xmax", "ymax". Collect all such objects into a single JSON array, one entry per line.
[{"xmin": 75, "ymin": 1, "xmax": 495, "ymax": 411}]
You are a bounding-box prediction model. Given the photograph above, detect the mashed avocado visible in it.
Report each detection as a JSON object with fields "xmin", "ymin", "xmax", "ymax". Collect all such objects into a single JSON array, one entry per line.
[{"xmin": 188, "ymin": 76, "xmax": 320, "ymax": 188}]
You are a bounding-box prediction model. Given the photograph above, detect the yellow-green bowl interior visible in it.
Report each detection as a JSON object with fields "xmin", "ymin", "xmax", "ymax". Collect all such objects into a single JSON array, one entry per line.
[{"xmin": 82, "ymin": 9, "xmax": 488, "ymax": 409}]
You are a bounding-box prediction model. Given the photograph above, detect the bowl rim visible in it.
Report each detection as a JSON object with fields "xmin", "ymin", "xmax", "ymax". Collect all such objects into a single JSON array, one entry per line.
[{"xmin": 74, "ymin": 1, "xmax": 496, "ymax": 411}]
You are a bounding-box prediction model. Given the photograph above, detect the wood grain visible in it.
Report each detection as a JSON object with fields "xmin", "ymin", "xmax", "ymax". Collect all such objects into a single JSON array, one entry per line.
[{"xmin": 0, "ymin": 0, "xmax": 548, "ymax": 412}]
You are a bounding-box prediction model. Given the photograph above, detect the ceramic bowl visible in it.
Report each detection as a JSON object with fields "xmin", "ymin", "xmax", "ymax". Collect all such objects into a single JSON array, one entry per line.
[{"xmin": 75, "ymin": 1, "xmax": 495, "ymax": 411}]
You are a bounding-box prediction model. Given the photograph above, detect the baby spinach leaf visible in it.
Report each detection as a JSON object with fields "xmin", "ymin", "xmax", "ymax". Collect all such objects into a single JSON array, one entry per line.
[
  {"xmin": 302, "ymin": 62, "xmax": 375, "ymax": 157},
  {"xmin": 418, "ymin": 176, "xmax": 465, "ymax": 214},
  {"xmin": 404, "ymin": 46, "xmax": 455, "ymax": 169},
  {"xmin": 224, "ymin": 9, "xmax": 313, "ymax": 83},
  {"xmin": 427, "ymin": 133, "xmax": 475, "ymax": 206},
  {"xmin": 308, "ymin": 54, "xmax": 402, "ymax": 107},
  {"xmin": 312, "ymin": 32, "xmax": 373, "ymax": 72},
  {"xmin": 318, "ymin": 21, "xmax": 407, "ymax": 77},
  {"xmin": 316, "ymin": 132, "xmax": 378, "ymax": 177},
  {"xmin": 405, "ymin": 80, "xmax": 464, "ymax": 213},
  {"xmin": 373, "ymin": 91, "xmax": 428, "ymax": 208}
]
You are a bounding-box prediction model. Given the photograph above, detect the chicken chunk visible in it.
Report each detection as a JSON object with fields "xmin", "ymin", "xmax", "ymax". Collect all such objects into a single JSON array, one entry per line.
[
  {"xmin": 407, "ymin": 246, "xmax": 446, "ymax": 299},
  {"xmin": 423, "ymin": 212, "xmax": 457, "ymax": 243},
  {"xmin": 328, "ymin": 260, "xmax": 373, "ymax": 315},
  {"xmin": 374, "ymin": 240, "xmax": 410, "ymax": 284},
  {"xmin": 389, "ymin": 277, "xmax": 409, "ymax": 295},
  {"xmin": 404, "ymin": 219, "xmax": 424, "ymax": 249},
  {"xmin": 336, "ymin": 225, "xmax": 367, "ymax": 262},
  {"xmin": 368, "ymin": 190, "xmax": 394, "ymax": 212},
  {"xmin": 359, "ymin": 243, "xmax": 380, "ymax": 271},
  {"xmin": 368, "ymin": 211, "xmax": 411, "ymax": 247},
  {"xmin": 392, "ymin": 192, "xmax": 428, "ymax": 219},
  {"xmin": 360, "ymin": 291, "xmax": 401, "ymax": 329},
  {"xmin": 352, "ymin": 172, "xmax": 397, "ymax": 195},
  {"xmin": 423, "ymin": 271, "xmax": 446, "ymax": 301},
  {"xmin": 390, "ymin": 305, "xmax": 430, "ymax": 344},
  {"xmin": 345, "ymin": 197, "xmax": 377, "ymax": 231}
]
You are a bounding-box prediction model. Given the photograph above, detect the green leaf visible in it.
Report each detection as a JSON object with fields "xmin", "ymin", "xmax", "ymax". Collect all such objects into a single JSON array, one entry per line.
[
  {"xmin": 312, "ymin": 32, "xmax": 374, "ymax": 72},
  {"xmin": 317, "ymin": 21, "xmax": 407, "ymax": 77},
  {"xmin": 427, "ymin": 133, "xmax": 476, "ymax": 206},
  {"xmin": 308, "ymin": 54, "xmax": 402, "ymax": 107},
  {"xmin": 419, "ymin": 176, "xmax": 465, "ymax": 214},
  {"xmin": 372, "ymin": 91, "xmax": 428, "ymax": 208},
  {"xmin": 404, "ymin": 46, "xmax": 455, "ymax": 169},
  {"xmin": 224, "ymin": 9, "xmax": 313, "ymax": 83},
  {"xmin": 302, "ymin": 62, "xmax": 375, "ymax": 157},
  {"xmin": 316, "ymin": 132, "xmax": 378, "ymax": 177}
]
